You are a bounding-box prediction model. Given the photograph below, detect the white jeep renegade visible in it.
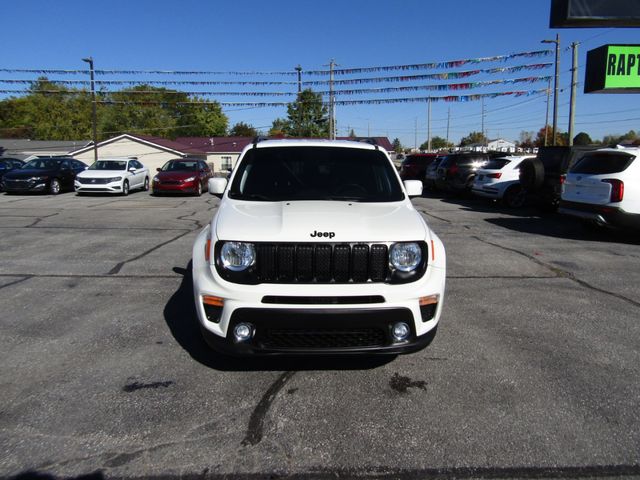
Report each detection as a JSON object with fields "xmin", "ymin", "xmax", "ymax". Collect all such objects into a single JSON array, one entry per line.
[{"xmin": 191, "ymin": 139, "xmax": 446, "ymax": 355}]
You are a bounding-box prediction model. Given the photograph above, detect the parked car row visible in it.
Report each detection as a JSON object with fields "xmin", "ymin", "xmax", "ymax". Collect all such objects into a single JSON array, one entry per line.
[
  {"xmin": 420, "ymin": 145, "xmax": 640, "ymax": 232},
  {"xmin": 0, "ymin": 156, "xmax": 214, "ymax": 196}
]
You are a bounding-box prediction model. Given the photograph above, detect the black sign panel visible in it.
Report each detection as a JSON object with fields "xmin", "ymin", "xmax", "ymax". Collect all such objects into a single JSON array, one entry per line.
[{"xmin": 551, "ymin": 0, "xmax": 640, "ymax": 27}]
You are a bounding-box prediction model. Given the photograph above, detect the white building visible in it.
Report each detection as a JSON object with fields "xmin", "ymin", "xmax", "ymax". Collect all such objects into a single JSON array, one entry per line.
[{"xmin": 69, "ymin": 134, "xmax": 254, "ymax": 173}]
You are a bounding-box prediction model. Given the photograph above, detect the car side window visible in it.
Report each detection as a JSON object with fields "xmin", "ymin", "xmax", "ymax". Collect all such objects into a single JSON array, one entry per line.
[
  {"xmin": 61, "ymin": 160, "xmax": 70, "ymax": 170},
  {"xmin": 133, "ymin": 160, "xmax": 143, "ymax": 169}
]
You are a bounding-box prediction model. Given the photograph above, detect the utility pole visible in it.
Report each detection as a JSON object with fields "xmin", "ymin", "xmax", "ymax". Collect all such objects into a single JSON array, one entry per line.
[
  {"xmin": 414, "ymin": 117, "xmax": 417, "ymax": 150},
  {"xmin": 481, "ymin": 96, "xmax": 486, "ymax": 148},
  {"xmin": 295, "ymin": 65, "xmax": 302, "ymax": 93},
  {"xmin": 327, "ymin": 59, "xmax": 337, "ymax": 140},
  {"xmin": 542, "ymin": 34, "xmax": 560, "ymax": 145},
  {"xmin": 82, "ymin": 57, "xmax": 97, "ymax": 164},
  {"xmin": 544, "ymin": 77, "xmax": 551, "ymax": 146},
  {"xmin": 568, "ymin": 42, "xmax": 578, "ymax": 146},
  {"xmin": 427, "ymin": 97, "xmax": 432, "ymax": 151},
  {"xmin": 446, "ymin": 107, "xmax": 451, "ymax": 146}
]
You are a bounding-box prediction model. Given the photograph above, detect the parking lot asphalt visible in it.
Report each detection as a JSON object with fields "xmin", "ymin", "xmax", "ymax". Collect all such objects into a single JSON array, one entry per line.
[{"xmin": 1, "ymin": 190, "xmax": 640, "ymax": 479}]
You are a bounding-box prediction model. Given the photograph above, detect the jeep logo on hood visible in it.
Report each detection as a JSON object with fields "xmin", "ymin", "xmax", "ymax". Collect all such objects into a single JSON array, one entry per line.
[{"xmin": 310, "ymin": 230, "xmax": 335, "ymax": 239}]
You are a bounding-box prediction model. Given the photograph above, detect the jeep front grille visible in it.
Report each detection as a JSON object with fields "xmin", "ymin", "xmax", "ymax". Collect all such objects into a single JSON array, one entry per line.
[{"xmin": 255, "ymin": 243, "xmax": 388, "ymax": 284}]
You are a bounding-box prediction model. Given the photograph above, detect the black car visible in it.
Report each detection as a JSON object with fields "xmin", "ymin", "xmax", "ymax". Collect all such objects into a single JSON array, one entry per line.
[
  {"xmin": 3, "ymin": 157, "xmax": 87, "ymax": 194},
  {"xmin": 399, "ymin": 153, "xmax": 439, "ymax": 183},
  {"xmin": 519, "ymin": 146, "xmax": 598, "ymax": 211},
  {"xmin": 435, "ymin": 152, "xmax": 490, "ymax": 192},
  {"xmin": 0, "ymin": 158, "xmax": 25, "ymax": 191}
]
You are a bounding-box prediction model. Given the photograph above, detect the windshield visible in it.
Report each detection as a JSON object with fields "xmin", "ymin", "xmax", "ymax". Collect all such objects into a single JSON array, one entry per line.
[
  {"xmin": 89, "ymin": 160, "xmax": 128, "ymax": 171},
  {"xmin": 228, "ymin": 146, "xmax": 404, "ymax": 202},
  {"xmin": 161, "ymin": 160, "xmax": 199, "ymax": 171},
  {"xmin": 22, "ymin": 159, "xmax": 61, "ymax": 170}
]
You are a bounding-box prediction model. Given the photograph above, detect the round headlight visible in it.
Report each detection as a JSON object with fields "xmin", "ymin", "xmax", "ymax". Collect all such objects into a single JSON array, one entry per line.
[
  {"xmin": 220, "ymin": 242, "xmax": 256, "ymax": 271},
  {"xmin": 390, "ymin": 242, "xmax": 422, "ymax": 272}
]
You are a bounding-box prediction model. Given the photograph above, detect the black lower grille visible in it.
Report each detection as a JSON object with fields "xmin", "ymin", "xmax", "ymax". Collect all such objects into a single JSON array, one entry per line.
[
  {"xmin": 262, "ymin": 328, "xmax": 386, "ymax": 349},
  {"xmin": 77, "ymin": 177, "xmax": 112, "ymax": 184},
  {"xmin": 255, "ymin": 243, "xmax": 388, "ymax": 284}
]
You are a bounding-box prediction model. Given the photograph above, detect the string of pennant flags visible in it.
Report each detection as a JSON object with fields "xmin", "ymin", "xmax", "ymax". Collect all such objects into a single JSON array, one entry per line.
[
  {"xmin": 66, "ymin": 89, "xmax": 546, "ymax": 107},
  {"xmin": 0, "ymin": 63, "xmax": 552, "ymax": 87},
  {"xmin": 0, "ymin": 75, "xmax": 552, "ymax": 97},
  {"xmin": 0, "ymin": 49, "xmax": 551, "ymax": 77}
]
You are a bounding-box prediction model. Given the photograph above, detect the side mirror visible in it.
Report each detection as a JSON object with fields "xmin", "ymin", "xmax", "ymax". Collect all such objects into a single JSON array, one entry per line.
[
  {"xmin": 156, "ymin": 167, "xmax": 162, "ymax": 172},
  {"xmin": 208, "ymin": 177, "xmax": 227, "ymax": 197},
  {"xmin": 404, "ymin": 180, "xmax": 423, "ymax": 198},
  {"xmin": 129, "ymin": 167, "xmax": 136, "ymax": 172}
]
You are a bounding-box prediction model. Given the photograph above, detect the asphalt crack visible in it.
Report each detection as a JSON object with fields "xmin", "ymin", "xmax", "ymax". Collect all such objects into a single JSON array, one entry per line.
[
  {"xmin": 473, "ymin": 235, "xmax": 640, "ymax": 308},
  {"xmin": 0, "ymin": 276, "xmax": 33, "ymax": 290},
  {"xmin": 108, "ymin": 230, "xmax": 194, "ymax": 275}
]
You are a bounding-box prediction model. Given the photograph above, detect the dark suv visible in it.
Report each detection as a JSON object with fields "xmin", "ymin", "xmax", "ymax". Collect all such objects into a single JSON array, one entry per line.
[
  {"xmin": 519, "ymin": 146, "xmax": 598, "ymax": 211},
  {"xmin": 399, "ymin": 153, "xmax": 439, "ymax": 183},
  {"xmin": 435, "ymin": 152, "xmax": 490, "ymax": 192}
]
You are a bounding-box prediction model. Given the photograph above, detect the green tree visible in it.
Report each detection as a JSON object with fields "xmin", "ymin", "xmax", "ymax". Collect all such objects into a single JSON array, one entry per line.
[
  {"xmin": 99, "ymin": 86, "xmax": 227, "ymax": 139},
  {"xmin": 459, "ymin": 131, "xmax": 487, "ymax": 147},
  {"xmin": 420, "ymin": 136, "xmax": 452, "ymax": 151},
  {"xmin": 534, "ymin": 125, "xmax": 568, "ymax": 147},
  {"xmin": 602, "ymin": 130, "xmax": 638, "ymax": 146},
  {"xmin": 269, "ymin": 118, "xmax": 289, "ymax": 136},
  {"xmin": 286, "ymin": 89, "xmax": 329, "ymax": 137},
  {"xmin": 0, "ymin": 77, "xmax": 93, "ymax": 140},
  {"xmin": 392, "ymin": 138, "xmax": 403, "ymax": 153},
  {"xmin": 229, "ymin": 121, "xmax": 258, "ymax": 137},
  {"xmin": 174, "ymin": 96, "xmax": 227, "ymax": 138},
  {"xmin": 573, "ymin": 132, "xmax": 593, "ymax": 145},
  {"xmin": 348, "ymin": 128, "xmax": 357, "ymax": 139}
]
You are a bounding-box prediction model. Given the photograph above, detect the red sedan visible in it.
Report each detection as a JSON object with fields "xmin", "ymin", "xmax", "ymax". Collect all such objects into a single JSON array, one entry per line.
[{"xmin": 152, "ymin": 159, "xmax": 213, "ymax": 196}]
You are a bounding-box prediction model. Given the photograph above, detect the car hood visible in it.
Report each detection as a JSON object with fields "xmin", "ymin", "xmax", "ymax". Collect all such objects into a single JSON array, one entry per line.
[
  {"xmin": 77, "ymin": 170, "xmax": 126, "ymax": 178},
  {"xmin": 4, "ymin": 168, "xmax": 58, "ymax": 179},
  {"xmin": 155, "ymin": 171, "xmax": 198, "ymax": 180},
  {"xmin": 214, "ymin": 200, "xmax": 428, "ymax": 243}
]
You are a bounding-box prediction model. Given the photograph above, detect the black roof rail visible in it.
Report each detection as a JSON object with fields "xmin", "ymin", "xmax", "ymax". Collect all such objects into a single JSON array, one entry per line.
[
  {"xmin": 357, "ymin": 137, "xmax": 378, "ymax": 146},
  {"xmin": 252, "ymin": 136, "xmax": 270, "ymax": 147}
]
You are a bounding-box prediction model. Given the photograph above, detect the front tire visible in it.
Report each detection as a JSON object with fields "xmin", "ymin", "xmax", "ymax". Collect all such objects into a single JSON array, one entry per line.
[
  {"xmin": 122, "ymin": 180, "xmax": 129, "ymax": 196},
  {"xmin": 143, "ymin": 177, "xmax": 149, "ymax": 191},
  {"xmin": 194, "ymin": 181, "xmax": 202, "ymax": 196},
  {"xmin": 49, "ymin": 178, "xmax": 61, "ymax": 195}
]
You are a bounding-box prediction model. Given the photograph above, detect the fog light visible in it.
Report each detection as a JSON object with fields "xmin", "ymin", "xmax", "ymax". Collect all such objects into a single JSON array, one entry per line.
[
  {"xmin": 233, "ymin": 323, "xmax": 254, "ymax": 342},
  {"xmin": 391, "ymin": 322, "xmax": 410, "ymax": 342}
]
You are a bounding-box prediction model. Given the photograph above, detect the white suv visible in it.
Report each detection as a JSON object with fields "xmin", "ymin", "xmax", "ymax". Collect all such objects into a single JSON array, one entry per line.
[
  {"xmin": 560, "ymin": 147, "xmax": 640, "ymax": 230},
  {"xmin": 192, "ymin": 139, "xmax": 446, "ymax": 356},
  {"xmin": 471, "ymin": 155, "xmax": 534, "ymax": 207}
]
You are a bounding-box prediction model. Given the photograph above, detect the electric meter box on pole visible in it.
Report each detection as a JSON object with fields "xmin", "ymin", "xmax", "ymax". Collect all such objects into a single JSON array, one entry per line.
[{"xmin": 585, "ymin": 44, "xmax": 640, "ymax": 93}]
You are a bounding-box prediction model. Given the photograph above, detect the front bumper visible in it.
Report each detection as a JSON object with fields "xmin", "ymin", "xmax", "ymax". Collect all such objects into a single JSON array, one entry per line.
[
  {"xmin": 559, "ymin": 200, "xmax": 640, "ymax": 230},
  {"xmin": 4, "ymin": 179, "xmax": 48, "ymax": 193},
  {"xmin": 75, "ymin": 180, "xmax": 122, "ymax": 194},
  {"xmin": 192, "ymin": 226, "xmax": 446, "ymax": 356},
  {"xmin": 152, "ymin": 180, "xmax": 198, "ymax": 194}
]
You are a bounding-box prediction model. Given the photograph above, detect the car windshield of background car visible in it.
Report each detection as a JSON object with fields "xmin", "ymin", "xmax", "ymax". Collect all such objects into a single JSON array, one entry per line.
[
  {"xmin": 228, "ymin": 146, "xmax": 404, "ymax": 203},
  {"xmin": 163, "ymin": 161, "xmax": 198, "ymax": 171},
  {"xmin": 23, "ymin": 159, "xmax": 59, "ymax": 170},
  {"xmin": 89, "ymin": 161, "xmax": 127, "ymax": 170}
]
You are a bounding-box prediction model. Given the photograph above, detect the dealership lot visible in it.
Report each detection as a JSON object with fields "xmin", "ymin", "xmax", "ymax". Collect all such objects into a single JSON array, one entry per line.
[{"xmin": 1, "ymin": 191, "xmax": 639, "ymax": 478}]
